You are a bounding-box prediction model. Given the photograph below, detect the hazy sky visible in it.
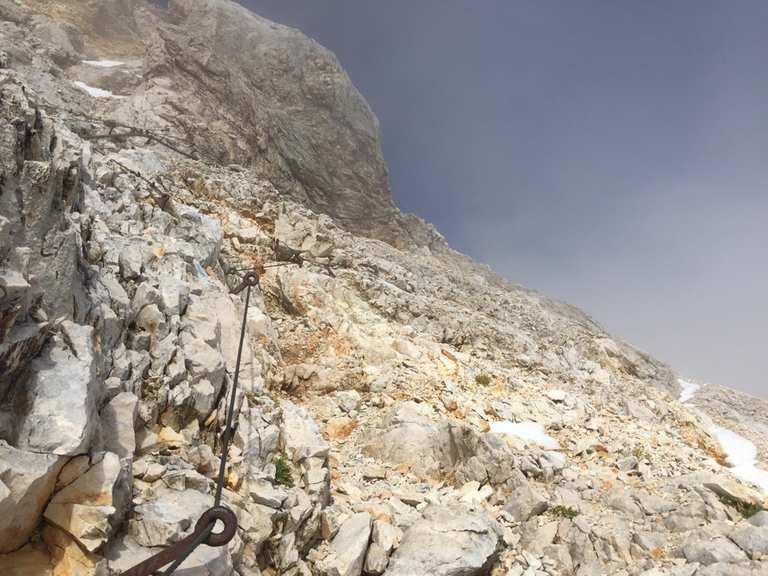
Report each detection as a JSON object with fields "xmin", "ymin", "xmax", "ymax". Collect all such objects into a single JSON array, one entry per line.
[{"xmin": 245, "ymin": 1, "xmax": 768, "ymax": 398}]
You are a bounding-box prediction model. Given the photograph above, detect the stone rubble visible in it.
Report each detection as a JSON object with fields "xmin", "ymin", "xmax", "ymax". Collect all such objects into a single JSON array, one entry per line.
[{"xmin": 0, "ymin": 1, "xmax": 766, "ymax": 575}]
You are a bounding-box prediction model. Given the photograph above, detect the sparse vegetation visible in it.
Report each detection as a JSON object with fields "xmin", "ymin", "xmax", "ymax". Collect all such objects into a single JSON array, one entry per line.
[
  {"xmin": 475, "ymin": 373, "xmax": 492, "ymax": 387},
  {"xmin": 550, "ymin": 505, "xmax": 579, "ymax": 519},
  {"xmin": 716, "ymin": 493, "xmax": 763, "ymax": 519},
  {"xmin": 274, "ymin": 454, "xmax": 295, "ymax": 488},
  {"xmin": 632, "ymin": 445, "xmax": 651, "ymax": 461}
]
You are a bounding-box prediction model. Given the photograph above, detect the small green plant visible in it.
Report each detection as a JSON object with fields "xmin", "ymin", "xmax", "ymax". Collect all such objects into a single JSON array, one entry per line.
[
  {"xmin": 717, "ymin": 493, "xmax": 763, "ymax": 519},
  {"xmin": 274, "ymin": 455, "xmax": 295, "ymax": 488},
  {"xmin": 632, "ymin": 445, "xmax": 651, "ymax": 461},
  {"xmin": 475, "ymin": 373, "xmax": 492, "ymax": 387},
  {"xmin": 550, "ymin": 505, "xmax": 579, "ymax": 519}
]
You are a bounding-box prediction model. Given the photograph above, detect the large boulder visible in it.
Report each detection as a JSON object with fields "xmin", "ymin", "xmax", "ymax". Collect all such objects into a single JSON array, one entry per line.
[
  {"xmin": 100, "ymin": 392, "xmax": 139, "ymax": 458},
  {"xmin": 12, "ymin": 322, "xmax": 103, "ymax": 456},
  {"xmin": 326, "ymin": 512, "xmax": 372, "ymax": 576},
  {"xmin": 385, "ymin": 505, "xmax": 502, "ymax": 576},
  {"xmin": 128, "ymin": 490, "xmax": 212, "ymax": 547},
  {"xmin": 44, "ymin": 452, "xmax": 130, "ymax": 552},
  {"xmin": 282, "ymin": 401, "xmax": 330, "ymax": 462},
  {"xmin": 0, "ymin": 441, "xmax": 65, "ymax": 553},
  {"xmin": 364, "ymin": 402, "xmax": 453, "ymax": 478}
]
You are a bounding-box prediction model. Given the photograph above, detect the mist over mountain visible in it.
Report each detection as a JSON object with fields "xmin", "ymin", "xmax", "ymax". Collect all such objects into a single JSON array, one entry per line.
[{"xmin": 244, "ymin": 0, "xmax": 768, "ymax": 399}]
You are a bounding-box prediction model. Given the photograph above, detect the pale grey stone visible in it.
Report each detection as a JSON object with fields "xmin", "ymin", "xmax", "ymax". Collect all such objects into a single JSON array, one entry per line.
[
  {"xmin": 385, "ymin": 505, "xmax": 501, "ymax": 576},
  {"xmin": 0, "ymin": 441, "xmax": 65, "ymax": 553},
  {"xmin": 129, "ymin": 490, "xmax": 212, "ymax": 547},
  {"xmin": 329, "ymin": 512, "xmax": 372, "ymax": 576},
  {"xmin": 119, "ymin": 245, "xmax": 143, "ymax": 280},
  {"xmin": 730, "ymin": 525, "xmax": 768, "ymax": 559},
  {"xmin": 101, "ymin": 392, "xmax": 138, "ymax": 458},
  {"xmin": 44, "ymin": 452, "xmax": 129, "ymax": 552},
  {"xmin": 371, "ymin": 520, "xmax": 400, "ymax": 553},
  {"xmin": 15, "ymin": 322, "xmax": 102, "ymax": 456},
  {"xmin": 682, "ymin": 535, "xmax": 748, "ymax": 565},
  {"xmin": 363, "ymin": 542, "xmax": 388, "ymax": 575},
  {"xmin": 503, "ymin": 482, "xmax": 549, "ymax": 522},
  {"xmin": 282, "ymin": 401, "xmax": 330, "ymax": 462}
]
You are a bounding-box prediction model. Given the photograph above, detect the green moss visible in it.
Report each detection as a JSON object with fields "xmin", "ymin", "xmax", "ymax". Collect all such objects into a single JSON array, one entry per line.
[
  {"xmin": 550, "ymin": 505, "xmax": 579, "ymax": 519},
  {"xmin": 475, "ymin": 373, "xmax": 492, "ymax": 387},
  {"xmin": 274, "ymin": 455, "xmax": 295, "ymax": 488},
  {"xmin": 717, "ymin": 493, "xmax": 763, "ymax": 519}
]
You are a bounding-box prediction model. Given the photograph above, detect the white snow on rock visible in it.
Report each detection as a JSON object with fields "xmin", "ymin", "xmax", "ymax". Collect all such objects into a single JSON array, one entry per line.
[
  {"xmin": 489, "ymin": 421, "xmax": 560, "ymax": 449},
  {"xmin": 677, "ymin": 378, "xmax": 767, "ymax": 493},
  {"xmin": 711, "ymin": 425, "xmax": 768, "ymax": 493},
  {"xmin": 73, "ymin": 81, "xmax": 123, "ymax": 98},
  {"xmin": 678, "ymin": 379, "xmax": 700, "ymax": 403},
  {"xmin": 82, "ymin": 59, "xmax": 125, "ymax": 68}
]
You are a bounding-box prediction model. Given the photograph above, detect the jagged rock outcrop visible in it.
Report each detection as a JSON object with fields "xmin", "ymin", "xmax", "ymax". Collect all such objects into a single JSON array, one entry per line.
[{"xmin": 0, "ymin": 1, "xmax": 766, "ymax": 575}]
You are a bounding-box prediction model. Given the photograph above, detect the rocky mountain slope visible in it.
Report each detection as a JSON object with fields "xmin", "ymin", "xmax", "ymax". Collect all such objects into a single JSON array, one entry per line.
[{"xmin": 0, "ymin": 1, "xmax": 766, "ymax": 575}]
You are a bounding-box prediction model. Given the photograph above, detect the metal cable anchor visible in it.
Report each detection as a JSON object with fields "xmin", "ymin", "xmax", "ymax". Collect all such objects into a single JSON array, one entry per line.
[{"xmin": 121, "ymin": 268, "xmax": 260, "ymax": 575}]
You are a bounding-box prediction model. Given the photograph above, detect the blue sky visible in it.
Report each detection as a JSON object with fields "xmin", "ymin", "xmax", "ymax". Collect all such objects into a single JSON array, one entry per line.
[{"xmin": 245, "ymin": 1, "xmax": 768, "ymax": 397}]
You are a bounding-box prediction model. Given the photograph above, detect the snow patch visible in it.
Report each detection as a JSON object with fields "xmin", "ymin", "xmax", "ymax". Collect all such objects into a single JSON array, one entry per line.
[
  {"xmin": 490, "ymin": 421, "xmax": 559, "ymax": 449},
  {"xmin": 678, "ymin": 379, "xmax": 700, "ymax": 403},
  {"xmin": 73, "ymin": 81, "xmax": 124, "ymax": 99},
  {"xmin": 82, "ymin": 59, "xmax": 125, "ymax": 68},
  {"xmin": 711, "ymin": 425, "xmax": 768, "ymax": 493}
]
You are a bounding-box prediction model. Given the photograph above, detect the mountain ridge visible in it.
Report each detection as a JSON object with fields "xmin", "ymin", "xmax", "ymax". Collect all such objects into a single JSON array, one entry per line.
[{"xmin": 0, "ymin": 1, "xmax": 766, "ymax": 575}]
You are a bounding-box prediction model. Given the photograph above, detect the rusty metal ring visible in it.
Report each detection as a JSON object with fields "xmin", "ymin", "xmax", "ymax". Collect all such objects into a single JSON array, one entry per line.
[
  {"xmin": 231, "ymin": 270, "xmax": 261, "ymax": 294},
  {"xmin": 194, "ymin": 506, "xmax": 238, "ymax": 547},
  {"xmin": 241, "ymin": 271, "xmax": 260, "ymax": 287}
]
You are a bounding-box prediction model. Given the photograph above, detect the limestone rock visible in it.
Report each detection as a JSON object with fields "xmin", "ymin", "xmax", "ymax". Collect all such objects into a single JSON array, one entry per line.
[
  {"xmin": 14, "ymin": 322, "xmax": 103, "ymax": 456},
  {"xmin": 0, "ymin": 442, "xmax": 65, "ymax": 553},
  {"xmin": 503, "ymin": 482, "xmax": 549, "ymax": 522},
  {"xmin": 282, "ymin": 401, "xmax": 331, "ymax": 462},
  {"xmin": 748, "ymin": 511, "xmax": 768, "ymax": 527},
  {"xmin": 730, "ymin": 525, "xmax": 768, "ymax": 559},
  {"xmin": 147, "ymin": 0, "xmax": 400, "ymax": 240},
  {"xmin": 385, "ymin": 505, "xmax": 502, "ymax": 576},
  {"xmin": 0, "ymin": 543, "xmax": 53, "ymax": 576},
  {"xmin": 44, "ymin": 452, "xmax": 130, "ymax": 552},
  {"xmin": 363, "ymin": 542, "xmax": 388, "ymax": 575},
  {"xmin": 129, "ymin": 490, "xmax": 212, "ymax": 547},
  {"xmin": 100, "ymin": 392, "xmax": 138, "ymax": 458},
  {"xmin": 682, "ymin": 535, "xmax": 748, "ymax": 565},
  {"xmin": 328, "ymin": 512, "xmax": 372, "ymax": 576},
  {"xmin": 364, "ymin": 402, "xmax": 451, "ymax": 477},
  {"xmin": 43, "ymin": 524, "xmax": 105, "ymax": 576}
]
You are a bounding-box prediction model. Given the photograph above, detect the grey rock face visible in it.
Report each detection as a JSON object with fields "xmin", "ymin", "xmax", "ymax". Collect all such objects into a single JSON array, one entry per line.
[
  {"xmin": 1, "ymin": 3, "xmax": 767, "ymax": 576},
  {"xmin": 129, "ymin": 490, "xmax": 212, "ymax": 547},
  {"xmin": 13, "ymin": 321, "xmax": 103, "ymax": 455},
  {"xmin": 101, "ymin": 392, "xmax": 139, "ymax": 458},
  {"xmin": 730, "ymin": 525, "xmax": 768, "ymax": 560},
  {"xmin": 503, "ymin": 482, "xmax": 549, "ymax": 523},
  {"xmin": 327, "ymin": 512, "xmax": 372, "ymax": 576},
  {"xmin": 385, "ymin": 505, "xmax": 502, "ymax": 576},
  {"xmin": 44, "ymin": 452, "xmax": 130, "ymax": 552},
  {"xmin": 282, "ymin": 401, "xmax": 331, "ymax": 462},
  {"xmin": 364, "ymin": 402, "xmax": 452, "ymax": 478},
  {"xmin": 0, "ymin": 441, "xmax": 65, "ymax": 553},
  {"xmin": 682, "ymin": 535, "xmax": 748, "ymax": 565},
  {"xmin": 151, "ymin": 0, "xmax": 398, "ymax": 238},
  {"xmin": 748, "ymin": 511, "xmax": 768, "ymax": 527}
]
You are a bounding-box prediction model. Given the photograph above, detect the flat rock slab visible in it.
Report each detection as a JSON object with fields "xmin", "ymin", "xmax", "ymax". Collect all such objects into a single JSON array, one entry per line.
[{"xmin": 385, "ymin": 505, "xmax": 501, "ymax": 576}]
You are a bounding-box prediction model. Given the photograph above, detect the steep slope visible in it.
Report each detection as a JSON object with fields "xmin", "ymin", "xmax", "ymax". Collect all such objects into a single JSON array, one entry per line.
[
  {"xmin": 20, "ymin": 0, "xmax": 404, "ymax": 242},
  {"xmin": 1, "ymin": 1, "xmax": 767, "ymax": 576}
]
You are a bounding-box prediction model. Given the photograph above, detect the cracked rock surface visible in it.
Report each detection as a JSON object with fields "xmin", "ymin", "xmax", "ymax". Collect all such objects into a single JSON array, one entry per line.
[{"xmin": 0, "ymin": 1, "xmax": 766, "ymax": 575}]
